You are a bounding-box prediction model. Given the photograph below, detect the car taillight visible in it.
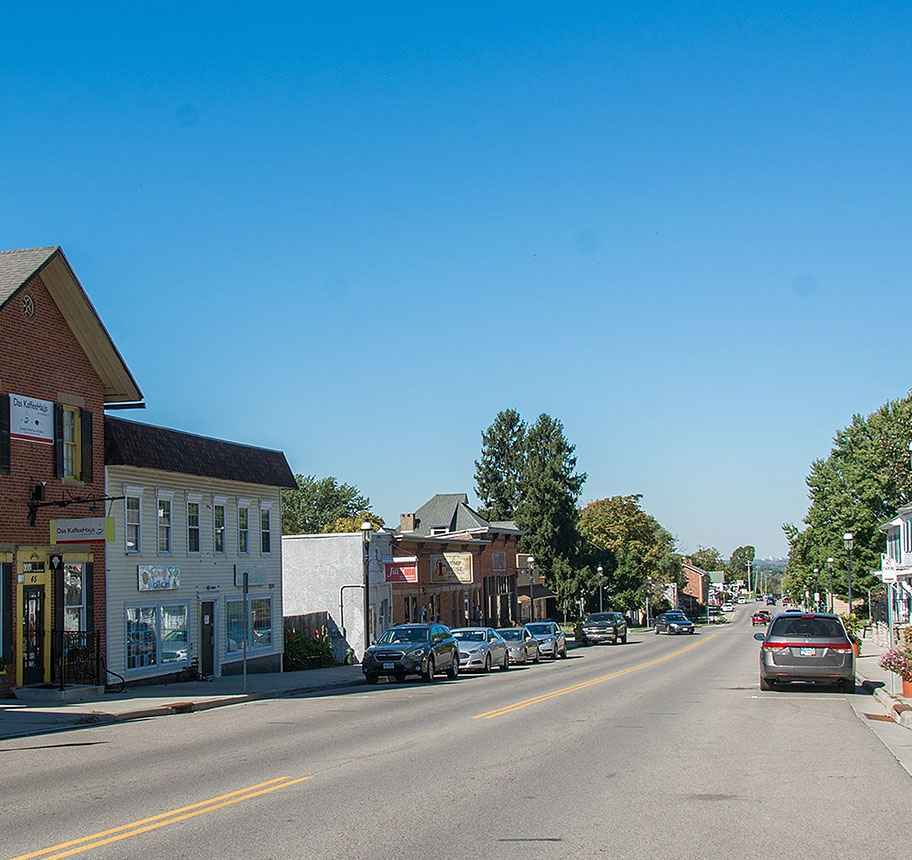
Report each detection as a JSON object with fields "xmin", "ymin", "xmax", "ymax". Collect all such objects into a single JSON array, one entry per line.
[
  {"xmin": 763, "ymin": 641, "xmax": 790, "ymax": 651},
  {"xmin": 827, "ymin": 643, "xmax": 853, "ymax": 652}
]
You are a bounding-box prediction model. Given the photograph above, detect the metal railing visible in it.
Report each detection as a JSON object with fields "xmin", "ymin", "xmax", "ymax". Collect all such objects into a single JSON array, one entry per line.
[{"xmin": 51, "ymin": 630, "xmax": 101, "ymax": 688}]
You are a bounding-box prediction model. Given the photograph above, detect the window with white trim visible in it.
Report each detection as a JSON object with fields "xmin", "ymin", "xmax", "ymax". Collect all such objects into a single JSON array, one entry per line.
[
  {"xmin": 125, "ymin": 487, "xmax": 143, "ymax": 553},
  {"xmin": 214, "ymin": 497, "xmax": 227, "ymax": 553},
  {"xmin": 238, "ymin": 500, "xmax": 250, "ymax": 554},
  {"xmin": 904, "ymin": 519, "xmax": 912, "ymax": 555},
  {"xmin": 226, "ymin": 596, "xmax": 273, "ymax": 653},
  {"xmin": 260, "ymin": 503, "xmax": 272, "ymax": 554},
  {"xmin": 187, "ymin": 496, "xmax": 201, "ymax": 554},
  {"xmin": 64, "ymin": 562, "xmax": 85, "ymax": 631},
  {"xmin": 157, "ymin": 492, "xmax": 173, "ymax": 554},
  {"xmin": 125, "ymin": 604, "xmax": 188, "ymax": 671}
]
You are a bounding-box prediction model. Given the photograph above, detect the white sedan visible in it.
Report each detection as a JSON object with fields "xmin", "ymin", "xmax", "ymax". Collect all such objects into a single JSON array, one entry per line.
[
  {"xmin": 721, "ymin": 602, "xmax": 735, "ymax": 612},
  {"xmin": 451, "ymin": 627, "xmax": 510, "ymax": 672}
]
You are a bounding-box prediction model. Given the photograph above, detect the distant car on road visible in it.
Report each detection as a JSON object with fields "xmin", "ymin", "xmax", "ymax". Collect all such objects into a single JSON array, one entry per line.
[
  {"xmin": 766, "ymin": 595, "xmax": 776, "ymax": 606},
  {"xmin": 524, "ymin": 621, "xmax": 567, "ymax": 659},
  {"xmin": 755, "ymin": 612, "xmax": 855, "ymax": 692},
  {"xmin": 721, "ymin": 602, "xmax": 735, "ymax": 612},
  {"xmin": 653, "ymin": 610, "xmax": 695, "ymax": 635},
  {"xmin": 362, "ymin": 623, "xmax": 460, "ymax": 684},
  {"xmin": 579, "ymin": 611, "xmax": 628, "ymax": 645},
  {"xmin": 452, "ymin": 627, "xmax": 509, "ymax": 672},
  {"xmin": 496, "ymin": 627, "xmax": 541, "ymax": 664},
  {"xmin": 752, "ymin": 610, "xmax": 771, "ymax": 625}
]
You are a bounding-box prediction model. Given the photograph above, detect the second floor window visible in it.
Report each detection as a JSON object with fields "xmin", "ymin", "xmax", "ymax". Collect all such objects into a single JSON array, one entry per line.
[
  {"xmin": 157, "ymin": 498, "xmax": 172, "ymax": 553},
  {"xmin": 187, "ymin": 501, "xmax": 200, "ymax": 553},
  {"xmin": 62, "ymin": 406, "xmax": 80, "ymax": 479},
  {"xmin": 214, "ymin": 503, "xmax": 226, "ymax": 553},
  {"xmin": 260, "ymin": 506, "xmax": 271, "ymax": 554},
  {"xmin": 126, "ymin": 494, "xmax": 141, "ymax": 553}
]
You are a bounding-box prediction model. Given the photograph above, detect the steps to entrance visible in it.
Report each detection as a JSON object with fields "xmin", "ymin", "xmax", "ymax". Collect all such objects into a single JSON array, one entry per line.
[{"xmin": 12, "ymin": 684, "xmax": 105, "ymax": 703}]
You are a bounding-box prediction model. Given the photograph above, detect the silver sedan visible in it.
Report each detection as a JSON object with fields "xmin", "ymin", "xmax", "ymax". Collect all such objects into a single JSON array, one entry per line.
[
  {"xmin": 495, "ymin": 627, "xmax": 541, "ymax": 664},
  {"xmin": 451, "ymin": 627, "xmax": 510, "ymax": 672}
]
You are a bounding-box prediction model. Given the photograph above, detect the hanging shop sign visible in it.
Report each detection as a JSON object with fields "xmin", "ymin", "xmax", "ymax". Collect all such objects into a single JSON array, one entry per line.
[
  {"xmin": 138, "ymin": 565, "xmax": 181, "ymax": 591},
  {"xmin": 51, "ymin": 517, "xmax": 114, "ymax": 544},
  {"xmin": 430, "ymin": 552, "xmax": 473, "ymax": 584},
  {"xmin": 10, "ymin": 394, "xmax": 54, "ymax": 444},
  {"xmin": 385, "ymin": 558, "xmax": 418, "ymax": 583}
]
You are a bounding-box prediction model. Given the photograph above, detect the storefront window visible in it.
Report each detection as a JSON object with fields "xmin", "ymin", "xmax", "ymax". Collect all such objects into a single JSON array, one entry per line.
[
  {"xmin": 126, "ymin": 604, "xmax": 188, "ymax": 671},
  {"xmin": 126, "ymin": 607, "xmax": 157, "ymax": 670},
  {"xmin": 227, "ymin": 597, "xmax": 273, "ymax": 653},
  {"xmin": 251, "ymin": 598, "xmax": 272, "ymax": 648},
  {"xmin": 160, "ymin": 606, "xmax": 188, "ymax": 664},
  {"xmin": 64, "ymin": 562, "xmax": 84, "ymax": 631}
]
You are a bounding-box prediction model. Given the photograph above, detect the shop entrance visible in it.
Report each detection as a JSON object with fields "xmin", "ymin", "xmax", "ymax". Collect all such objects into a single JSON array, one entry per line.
[
  {"xmin": 200, "ymin": 601, "xmax": 215, "ymax": 677},
  {"xmin": 22, "ymin": 585, "xmax": 45, "ymax": 685}
]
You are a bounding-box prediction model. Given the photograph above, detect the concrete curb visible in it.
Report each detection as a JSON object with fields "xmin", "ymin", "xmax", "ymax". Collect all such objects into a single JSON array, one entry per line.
[{"xmin": 858, "ymin": 677, "xmax": 912, "ymax": 730}]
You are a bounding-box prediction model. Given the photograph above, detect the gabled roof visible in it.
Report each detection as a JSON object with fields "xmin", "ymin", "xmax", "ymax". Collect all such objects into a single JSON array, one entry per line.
[
  {"xmin": 105, "ymin": 416, "xmax": 296, "ymax": 489},
  {"xmin": 401, "ymin": 493, "xmax": 490, "ymax": 536},
  {"xmin": 0, "ymin": 246, "xmax": 143, "ymax": 405}
]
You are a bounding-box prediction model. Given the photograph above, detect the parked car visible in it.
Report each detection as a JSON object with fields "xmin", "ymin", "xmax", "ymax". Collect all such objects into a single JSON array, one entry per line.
[
  {"xmin": 579, "ymin": 611, "xmax": 628, "ymax": 645},
  {"xmin": 751, "ymin": 610, "xmax": 771, "ymax": 625},
  {"xmin": 721, "ymin": 602, "xmax": 735, "ymax": 612},
  {"xmin": 452, "ymin": 627, "xmax": 509, "ymax": 672},
  {"xmin": 754, "ymin": 612, "xmax": 855, "ymax": 692},
  {"xmin": 496, "ymin": 627, "xmax": 541, "ymax": 664},
  {"xmin": 362, "ymin": 623, "xmax": 460, "ymax": 683},
  {"xmin": 524, "ymin": 621, "xmax": 567, "ymax": 659},
  {"xmin": 653, "ymin": 610, "xmax": 695, "ymax": 635}
]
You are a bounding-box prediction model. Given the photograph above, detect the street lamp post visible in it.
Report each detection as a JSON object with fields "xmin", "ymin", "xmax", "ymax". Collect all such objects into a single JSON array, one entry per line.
[
  {"xmin": 827, "ymin": 557, "xmax": 834, "ymax": 613},
  {"xmin": 528, "ymin": 556, "xmax": 536, "ymax": 623},
  {"xmin": 361, "ymin": 521, "xmax": 373, "ymax": 657},
  {"xmin": 812, "ymin": 568, "xmax": 819, "ymax": 611},
  {"xmin": 844, "ymin": 532, "xmax": 854, "ymax": 618},
  {"xmin": 597, "ymin": 564, "xmax": 604, "ymax": 613}
]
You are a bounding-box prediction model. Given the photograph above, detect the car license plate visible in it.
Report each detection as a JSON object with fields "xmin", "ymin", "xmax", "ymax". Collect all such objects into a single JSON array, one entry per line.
[
  {"xmin": 382, "ymin": 662, "xmax": 395, "ymax": 669},
  {"xmin": 799, "ymin": 647, "xmax": 816, "ymax": 656}
]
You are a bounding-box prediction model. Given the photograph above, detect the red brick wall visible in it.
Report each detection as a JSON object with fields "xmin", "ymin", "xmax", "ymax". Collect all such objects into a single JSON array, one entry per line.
[{"xmin": 0, "ymin": 272, "xmax": 108, "ymax": 674}]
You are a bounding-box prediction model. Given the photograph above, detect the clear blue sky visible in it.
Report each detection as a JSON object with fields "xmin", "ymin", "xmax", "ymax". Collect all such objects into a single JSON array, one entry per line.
[{"xmin": 3, "ymin": 2, "xmax": 909, "ymax": 558}]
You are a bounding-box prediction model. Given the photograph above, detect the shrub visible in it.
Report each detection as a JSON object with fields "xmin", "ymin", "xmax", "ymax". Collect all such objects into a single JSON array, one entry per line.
[{"xmin": 284, "ymin": 627, "xmax": 336, "ymax": 671}]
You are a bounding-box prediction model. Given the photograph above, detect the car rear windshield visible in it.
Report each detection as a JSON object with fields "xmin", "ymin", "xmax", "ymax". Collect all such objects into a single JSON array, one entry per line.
[
  {"xmin": 768, "ymin": 616, "xmax": 847, "ymax": 639},
  {"xmin": 378, "ymin": 627, "xmax": 430, "ymax": 644}
]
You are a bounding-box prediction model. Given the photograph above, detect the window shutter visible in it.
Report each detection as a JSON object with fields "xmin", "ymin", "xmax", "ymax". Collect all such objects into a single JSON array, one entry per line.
[
  {"xmin": 53, "ymin": 403, "xmax": 64, "ymax": 477},
  {"xmin": 84, "ymin": 563, "xmax": 94, "ymax": 632},
  {"xmin": 80, "ymin": 409, "xmax": 93, "ymax": 482},
  {"xmin": 0, "ymin": 394, "xmax": 9, "ymax": 475}
]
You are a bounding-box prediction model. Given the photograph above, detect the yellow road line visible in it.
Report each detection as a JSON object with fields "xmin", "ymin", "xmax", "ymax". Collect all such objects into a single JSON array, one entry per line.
[
  {"xmin": 9, "ymin": 776, "xmax": 311, "ymax": 860},
  {"xmin": 474, "ymin": 633, "xmax": 718, "ymax": 719}
]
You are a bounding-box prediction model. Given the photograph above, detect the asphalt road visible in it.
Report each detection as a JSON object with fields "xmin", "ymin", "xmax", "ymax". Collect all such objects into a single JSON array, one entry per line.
[{"xmin": 2, "ymin": 609, "xmax": 909, "ymax": 860}]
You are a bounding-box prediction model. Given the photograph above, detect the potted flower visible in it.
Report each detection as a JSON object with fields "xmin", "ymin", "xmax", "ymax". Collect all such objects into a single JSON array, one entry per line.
[{"xmin": 878, "ymin": 645, "xmax": 912, "ymax": 698}]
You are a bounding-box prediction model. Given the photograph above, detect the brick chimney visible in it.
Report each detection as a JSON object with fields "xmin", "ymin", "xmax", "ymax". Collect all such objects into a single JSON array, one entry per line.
[{"xmin": 400, "ymin": 513, "xmax": 416, "ymax": 532}]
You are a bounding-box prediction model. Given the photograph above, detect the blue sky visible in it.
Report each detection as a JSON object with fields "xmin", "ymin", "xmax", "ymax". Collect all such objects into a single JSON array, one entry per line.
[{"xmin": 2, "ymin": 2, "xmax": 909, "ymax": 557}]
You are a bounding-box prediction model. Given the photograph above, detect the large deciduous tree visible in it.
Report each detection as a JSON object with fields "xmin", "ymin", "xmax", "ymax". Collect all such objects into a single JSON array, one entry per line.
[
  {"xmin": 783, "ymin": 392, "xmax": 912, "ymax": 606},
  {"xmin": 728, "ymin": 545, "xmax": 756, "ymax": 584},
  {"xmin": 688, "ymin": 546, "xmax": 727, "ymax": 573},
  {"xmin": 577, "ymin": 495, "xmax": 680, "ymax": 611},
  {"xmin": 474, "ymin": 408, "xmax": 526, "ymax": 522},
  {"xmin": 282, "ymin": 475, "xmax": 375, "ymax": 535}
]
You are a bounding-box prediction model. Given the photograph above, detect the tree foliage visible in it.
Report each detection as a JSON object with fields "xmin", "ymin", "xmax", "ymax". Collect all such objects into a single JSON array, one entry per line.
[
  {"xmin": 688, "ymin": 546, "xmax": 727, "ymax": 573},
  {"xmin": 783, "ymin": 393, "xmax": 912, "ymax": 605},
  {"xmin": 577, "ymin": 495, "xmax": 680, "ymax": 611},
  {"xmin": 474, "ymin": 408, "xmax": 526, "ymax": 522},
  {"xmin": 282, "ymin": 475, "xmax": 375, "ymax": 535},
  {"xmin": 514, "ymin": 413, "xmax": 587, "ymax": 577},
  {"xmin": 728, "ymin": 545, "xmax": 755, "ymax": 584},
  {"xmin": 322, "ymin": 511, "xmax": 385, "ymax": 534}
]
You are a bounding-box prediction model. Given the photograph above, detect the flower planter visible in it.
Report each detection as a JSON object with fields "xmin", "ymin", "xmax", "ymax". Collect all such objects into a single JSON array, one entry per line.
[{"xmin": 902, "ymin": 676, "xmax": 912, "ymax": 699}]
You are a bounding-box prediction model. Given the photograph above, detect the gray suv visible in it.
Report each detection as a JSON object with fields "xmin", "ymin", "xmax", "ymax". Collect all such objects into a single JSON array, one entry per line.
[
  {"xmin": 755, "ymin": 612, "xmax": 854, "ymax": 692},
  {"xmin": 580, "ymin": 611, "xmax": 628, "ymax": 645}
]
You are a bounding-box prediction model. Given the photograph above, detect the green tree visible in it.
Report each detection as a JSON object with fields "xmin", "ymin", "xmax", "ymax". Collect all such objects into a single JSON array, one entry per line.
[
  {"xmin": 577, "ymin": 495, "xmax": 681, "ymax": 612},
  {"xmin": 514, "ymin": 413, "xmax": 587, "ymax": 578},
  {"xmin": 729, "ymin": 545, "xmax": 756, "ymax": 585},
  {"xmin": 282, "ymin": 475, "xmax": 373, "ymax": 535},
  {"xmin": 783, "ymin": 392, "xmax": 912, "ymax": 607},
  {"xmin": 322, "ymin": 511, "xmax": 385, "ymax": 534},
  {"xmin": 688, "ymin": 546, "xmax": 727, "ymax": 573},
  {"xmin": 474, "ymin": 409, "xmax": 526, "ymax": 521}
]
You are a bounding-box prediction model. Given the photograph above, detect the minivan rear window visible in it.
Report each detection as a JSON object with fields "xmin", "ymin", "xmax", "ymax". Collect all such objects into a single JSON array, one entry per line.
[{"xmin": 768, "ymin": 616, "xmax": 846, "ymax": 639}]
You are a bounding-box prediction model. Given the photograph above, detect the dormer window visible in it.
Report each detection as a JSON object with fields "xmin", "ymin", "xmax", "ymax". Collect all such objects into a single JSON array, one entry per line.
[{"xmin": 430, "ymin": 527, "xmax": 448, "ymax": 536}]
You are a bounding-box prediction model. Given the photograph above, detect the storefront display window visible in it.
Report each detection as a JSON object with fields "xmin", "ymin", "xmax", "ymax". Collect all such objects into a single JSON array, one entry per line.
[
  {"xmin": 126, "ymin": 604, "xmax": 188, "ymax": 671},
  {"xmin": 64, "ymin": 562, "xmax": 84, "ymax": 631},
  {"xmin": 227, "ymin": 596, "xmax": 273, "ymax": 653}
]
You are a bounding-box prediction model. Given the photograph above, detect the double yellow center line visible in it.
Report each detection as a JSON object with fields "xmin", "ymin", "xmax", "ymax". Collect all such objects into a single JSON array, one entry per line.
[
  {"xmin": 474, "ymin": 633, "xmax": 717, "ymax": 719},
  {"xmin": 9, "ymin": 776, "xmax": 311, "ymax": 860}
]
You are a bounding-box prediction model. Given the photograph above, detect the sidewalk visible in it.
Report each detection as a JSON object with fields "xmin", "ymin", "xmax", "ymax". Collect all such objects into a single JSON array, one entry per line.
[
  {"xmin": 0, "ymin": 664, "xmax": 366, "ymax": 741},
  {"xmin": 854, "ymin": 632, "xmax": 912, "ymax": 730}
]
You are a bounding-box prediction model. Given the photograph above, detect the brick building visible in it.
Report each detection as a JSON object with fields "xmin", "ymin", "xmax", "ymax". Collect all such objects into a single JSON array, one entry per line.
[{"xmin": 0, "ymin": 247, "xmax": 143, "ymax": 693}]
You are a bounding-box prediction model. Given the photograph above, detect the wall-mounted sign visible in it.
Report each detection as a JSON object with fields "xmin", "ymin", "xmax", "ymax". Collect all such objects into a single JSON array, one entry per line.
[
  {"xmin": 385, "ymin": 561, "xmax": 418, "ymax": 583},
  {"xmin": 138, "ymin": 565, "xmax": 181, "ymax": 591},
  {"xmin": 10, "ymin": 394, "xmax": 53, "ymax": 444},
  {"xmin": 430, "ymin": 552, "xmax": 473, "ymax": 584},
  {"xmin": 51, "ymin": 517, "xmax": 114, "ymax": 544},
  {"xmin": 234, "ymin": 564, "xmax": 267, "ymax": 587},
  {"xmin": 21, "ymin": 561, "xmax": 45, "ymax": 574}
]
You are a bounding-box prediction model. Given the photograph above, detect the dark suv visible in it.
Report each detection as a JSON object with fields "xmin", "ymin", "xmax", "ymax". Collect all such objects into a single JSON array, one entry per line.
[
  {"xmin": 362, "ymin": 623, "xmax": 460, "ymax": 684},
  {"xmin": 579, "ymin": 611, "xmax": 628, "ymax": 645}
]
